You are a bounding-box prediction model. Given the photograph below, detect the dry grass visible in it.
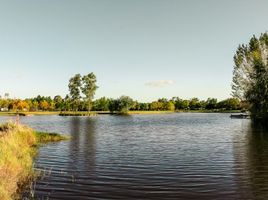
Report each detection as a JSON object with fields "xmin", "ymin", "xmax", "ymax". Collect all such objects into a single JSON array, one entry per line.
[
  {"xmin": 0, "ymin": 123, "xmax": 36, "ymax": 200},
  {"xmin": 0, "ymin": 122, "xmax": 69, "ymax": 200}
]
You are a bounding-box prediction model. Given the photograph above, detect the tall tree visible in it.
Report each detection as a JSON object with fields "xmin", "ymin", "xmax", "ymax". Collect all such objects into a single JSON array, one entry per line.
[
  {"xmin": 232, "ymin": 33, "xmax": 268, "ymax": 120},
  {"xmin": 81, "ymin": 73, "xmax": 98, "ymax": 112},
  {"xmin": 68, "ymin": 74, "xmax": 82, "ymax": 111}
]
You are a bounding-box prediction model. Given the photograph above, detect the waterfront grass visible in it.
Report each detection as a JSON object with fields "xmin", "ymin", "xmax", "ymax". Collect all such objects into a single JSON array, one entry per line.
[
  {"xmin": 35, "ymin": 131, "xmax": 70, "ymax": 143},
  {"xmin": 0, "ymin": 123, "xmax": 68, "ymax": 200},
  {"xmin": 0, "ymin": 111, "xmax": 60, "ymax": 116}
]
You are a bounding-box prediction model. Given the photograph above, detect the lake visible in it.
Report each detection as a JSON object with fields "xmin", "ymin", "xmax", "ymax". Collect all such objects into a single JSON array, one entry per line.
[{"xmin": 1, "ymin": 113, "xmax": 268, "ymax": 200}]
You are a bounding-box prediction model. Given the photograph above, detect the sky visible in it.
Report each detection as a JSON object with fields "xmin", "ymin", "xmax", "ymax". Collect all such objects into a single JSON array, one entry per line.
[{"xmin": 0, "ymin": 0, "xmax": 267, "ymax": 102}]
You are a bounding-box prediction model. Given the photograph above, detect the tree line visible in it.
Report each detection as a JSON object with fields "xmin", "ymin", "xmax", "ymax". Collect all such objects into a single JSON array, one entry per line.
[
  {"xmin": 0, "ymin": 68, "xmax": 250, "ymax": 114},
  {"xmin": 0, "ymin": 94, "xmax": 245, "ymax": 113}
]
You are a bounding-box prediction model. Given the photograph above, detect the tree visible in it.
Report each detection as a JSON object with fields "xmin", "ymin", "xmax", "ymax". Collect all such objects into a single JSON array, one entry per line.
[
  {"xmin": 205, "ymin": 98, "xmax": 217, "ymax": 110},
  {"xmin": 232, "ymin": 33, "xmax": 268, "ymax": 120},
  {"xmin": 68, "ymin": 74, "xmax": 82, "ymax": 111},
  {"xmin": 81, "ymin": 73, "xmax": 98, "ymax": 112},
  {"xmin": 150, "ymin": 101, "xmax": 163, "ymax": 111},
  {"xmin": 63, "ymin": 95, "xmax": 71, "ymax": 111},
  {"xmin": 165, "ymin": 101, "xmax": 175, "ymax": 111},
  {"xmin": 39, "ymin": 100, "xmax": 49, "ymax": 111},
  {"xmin": 181, "ymin": 100, "xmax": 190, "ymax": 110},
  {"xmin": 139, "ymin": 103, "xmax": 149, "ymax": 111},
  {"xmin": 31, "ymin": 101, "xmax": 39, "ymax": 111},
  {"xmin": 108, "ymin": 99, "xmax": 119, "ymax": 113},
  {"xmin": 189, "ymin": 98, "xmax": 201, "ymax": 110},
  {"xmin": 117, "ymin": 96, "xmax": 134, "ymax": 114},
  {"xmin": 93, "ymin": 97, "xmax": 110, "ymax": 111},
  {"xmin": 54, "ymin": 95, "xmax": 63, "ymax": 110}
]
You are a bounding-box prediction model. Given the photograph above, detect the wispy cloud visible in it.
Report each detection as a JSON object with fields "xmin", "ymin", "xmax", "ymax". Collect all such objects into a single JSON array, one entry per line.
[{"xmin": 145, "ymin": 80, "xmax": 175, "ymax": 87}]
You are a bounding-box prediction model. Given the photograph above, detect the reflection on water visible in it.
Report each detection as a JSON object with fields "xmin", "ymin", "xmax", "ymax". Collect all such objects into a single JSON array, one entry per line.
[{"xmin": 1, "ymin": 114, "xmax": 268, "ymax": 199}]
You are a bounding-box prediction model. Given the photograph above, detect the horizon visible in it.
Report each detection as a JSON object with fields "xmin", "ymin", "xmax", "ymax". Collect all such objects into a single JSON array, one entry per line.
[{"xmin": 1, "ymin": 0, "xmax": 268, "ymax": 101}]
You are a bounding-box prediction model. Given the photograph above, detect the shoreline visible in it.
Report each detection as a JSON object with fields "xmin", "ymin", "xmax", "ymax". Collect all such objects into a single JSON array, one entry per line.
[{"xmin": 0, "ymin": 110, "xmax": 242, "ymax": 117}]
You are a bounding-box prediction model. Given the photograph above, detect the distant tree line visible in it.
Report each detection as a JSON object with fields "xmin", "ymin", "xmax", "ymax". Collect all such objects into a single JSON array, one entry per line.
[
  {"xmin": 0, "ymin": 72, "xmax": 247, "ymax": 113},
  {"xmin": 0, "ymin": 95, "xmax": 245, "ymax": 113}
]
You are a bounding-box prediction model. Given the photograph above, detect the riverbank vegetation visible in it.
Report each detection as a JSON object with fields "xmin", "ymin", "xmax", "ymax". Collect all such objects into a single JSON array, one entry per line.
[
  {"xmin": 0, "ymin": 123, "xmax": 69, "ymax": 200},
  {"xmin": 232, "ymin": 33, "xmax": 268, "ymax": 122},
  {"xmin": 0, "ymin": 95, "xmax": 245, "ymax": 114},
  {"xmin": 0, "ymin": 72, "xmax": 248, "ymax": 115}
]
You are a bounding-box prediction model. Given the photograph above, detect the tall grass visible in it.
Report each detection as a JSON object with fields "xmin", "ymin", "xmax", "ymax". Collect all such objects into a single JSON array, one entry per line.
[
  {"xmin": 0, "ymin": 123, "xmax": 69, "ymax": 200},
  {"xmin": 0, "ymin": 123, "xmax": 37, "ymax": 200}
]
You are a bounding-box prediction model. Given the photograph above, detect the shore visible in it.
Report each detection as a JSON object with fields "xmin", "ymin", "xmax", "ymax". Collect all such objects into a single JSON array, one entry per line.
[
  {"xmin": 0, "ymin": 123, "xmax": 69, "ymax": 200},
  {"xmin": 0, "ymin": 110, "xmax": 242, "ymax": 117}
]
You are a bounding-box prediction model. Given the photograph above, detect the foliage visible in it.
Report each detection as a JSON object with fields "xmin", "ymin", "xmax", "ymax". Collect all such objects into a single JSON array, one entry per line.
[
  {"xmin": 0, "ymin": 95, "xmax": 245, "ymax": 113},
  {"xmin": 205, "ymin": 98, "xmax": 218, "ymax": 109},
  {"xmin": 232, "ymin": 33, "xmax": 268, "ymax": 120},
  {"xmin": 81, "ymin": 73, "xmax": 98, "ymax": 111},
  {"xmin": 93, "ymin": 97, "xmax": 110, "ymax": 111},
  {"xmin": 117, "ymin": 96, "xmax": 134, "ymax": 114},
  {"xmin": 68, "ymin": 74, "xmax": 82, "ymax": 111}
]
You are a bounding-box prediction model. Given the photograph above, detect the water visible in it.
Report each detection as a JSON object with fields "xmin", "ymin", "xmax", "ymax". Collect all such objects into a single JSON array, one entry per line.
[{"xmin": 1, "ymin": 113, "xmax": 268, "ymax": 200}]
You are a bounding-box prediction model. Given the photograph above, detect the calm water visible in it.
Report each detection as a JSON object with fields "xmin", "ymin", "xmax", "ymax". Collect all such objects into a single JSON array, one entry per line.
[{"xmin": 1, "ymin": 113, "xmax": 268, "ymax": 200}]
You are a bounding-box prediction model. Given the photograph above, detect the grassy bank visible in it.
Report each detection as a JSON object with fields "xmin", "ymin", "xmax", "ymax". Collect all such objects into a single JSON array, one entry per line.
[
  {"xmin": 0, "ymin": 123, "xmax": 69, "ymax": 200},
  {"xmin": 0, "ymin": 111, "xmax": 60, "ymax": 116}
]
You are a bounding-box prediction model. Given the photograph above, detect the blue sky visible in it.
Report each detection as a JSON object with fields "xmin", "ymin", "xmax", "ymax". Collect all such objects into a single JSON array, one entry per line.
[{"xmin": 0, "ymin": 0, "xmax": 267, "ymax": 102}]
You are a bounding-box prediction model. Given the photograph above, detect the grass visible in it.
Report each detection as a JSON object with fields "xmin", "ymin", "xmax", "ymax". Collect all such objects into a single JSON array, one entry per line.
[
  {"xmin": 35, "ymin": 131, "xmax": 70, "ymax": 143},
  {"xmin": 0, "ymin": 122, "xmax": 69, "ymax": 200},
  {"xmin": 0, "ymin": 111, "xmax": 60, "ymax": 116}
]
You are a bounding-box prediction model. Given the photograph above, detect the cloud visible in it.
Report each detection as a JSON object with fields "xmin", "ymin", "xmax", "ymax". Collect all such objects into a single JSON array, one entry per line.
[{"xmin": 145, "ymin": 80, "xmax": 175, "ymax": 87}]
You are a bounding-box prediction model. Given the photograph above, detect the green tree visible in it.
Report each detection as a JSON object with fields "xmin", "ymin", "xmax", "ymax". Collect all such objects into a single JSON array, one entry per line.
[
  {"xmin": 165, "ymin": 101, "xmax": 175, "ymax": 111},
  {"xmin": 117, "ymin": 96, "xmax": 134, "ymax": 114},
  {"xmin": 189, "ymin": 98, "xmax": 201, "ymax": 110},
  {"xmin": 63, "ymin": 95, "xmax": 72, "ymax": 111},
  {"xmin": 93, "ymin": 97, "xmax": 110, "ymax": 111},
  {"xmin": 108, "ymin": 99, "xmax": 119, "ymax": 113},
  {"xmin": 205, "ymin": 98, "xmax": 217, "ymax": 110},
  {"xmin": 139, "ymin": 103, "xmax": 149, "ymax": 111},
  {"xmin": 232, "ymin": 33, "xmax": 268, "ymax": 120},
  {"xmin": 54, "ymin": 95, "xmax": 63, "ymax": 110},
  {"xmin": 68, "ymin": 74, "xmax": 82, "ymax": 111},
  {"xmin": 81, "ymin": 73, "xmax": 98, "ymax": 112}
]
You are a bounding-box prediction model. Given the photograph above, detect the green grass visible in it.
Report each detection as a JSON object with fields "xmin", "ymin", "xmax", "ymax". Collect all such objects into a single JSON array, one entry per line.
[
  {"xmin": 35, "ymin": 131, "xmax": 70, "ymax": 143},
  {"xmin": 0, "ymin": 122, "xmax": 69, "ymax": 200}
]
